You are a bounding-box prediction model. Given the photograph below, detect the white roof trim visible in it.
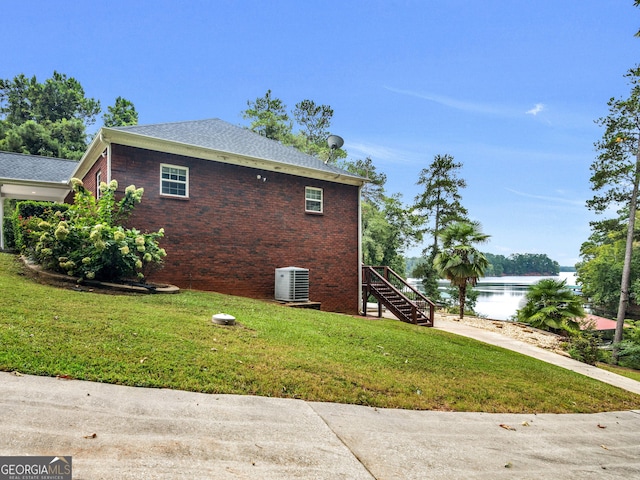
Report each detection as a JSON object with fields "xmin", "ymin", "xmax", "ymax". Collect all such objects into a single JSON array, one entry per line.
[{"xmin": 73, "ymin": 128, "xmax": 366, "ymax": 187}]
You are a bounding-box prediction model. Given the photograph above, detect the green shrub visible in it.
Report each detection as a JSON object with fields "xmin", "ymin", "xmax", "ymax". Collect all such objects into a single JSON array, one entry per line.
[
  {"xmin": 567, "ymin": 332, "xmax": 600, "ymax": 365},
  {"xmin": 14, "ymin": 200, "xmax": 70, "ymax": 219},
  {"xmin": 617, "ymin": 341, "xmax": 640, "ymax": 370},
  {"xmin": 3, "ymin": 216, "xmax": 15, "ymax": 250},
  {"xmin": 12, "ymin": 201, "xmax": 70, "ymax": 251},
  {"xmin": 615, "ymin": 321, "xmax": 640, "ymax": 369},
  {"xmin": 598, "ymin": 347, "xmax": 613, "ymax": 364},
  {"xmin": 16, "ymin": 178, "xmax": 166, "ymax": 283},
  {"xmin": 516, "ymin": 279, "xmax": 584, "ymax": 335}
]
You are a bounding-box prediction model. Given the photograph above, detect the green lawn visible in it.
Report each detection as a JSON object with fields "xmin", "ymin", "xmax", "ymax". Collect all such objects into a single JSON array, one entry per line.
[{"xmin": 1, "ymin": 252, "xmax": 639, "ymax": 413}]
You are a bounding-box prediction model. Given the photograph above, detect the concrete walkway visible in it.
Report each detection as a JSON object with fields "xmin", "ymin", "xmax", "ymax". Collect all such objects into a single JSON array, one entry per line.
[{"xmin": 1, "ymin": 318, "xmax": 640, "ymax": 478}]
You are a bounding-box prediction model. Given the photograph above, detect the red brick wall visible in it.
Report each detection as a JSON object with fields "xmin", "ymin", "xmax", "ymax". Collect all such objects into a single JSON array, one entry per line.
[
  {"xmin": 65, "ymin": 152, "xmax": 107, "ymax": 204},
  {"xmin": 83, "ymin": 153, "xmax": 108, "ymax": 196},
  {"xmin": 85, "ymin": 144, "xmax": 361, "ymax": 314}
]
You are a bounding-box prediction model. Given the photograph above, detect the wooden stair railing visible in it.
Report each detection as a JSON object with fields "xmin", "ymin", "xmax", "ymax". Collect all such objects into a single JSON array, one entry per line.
[{"xmin": 362, "ymin": 266, "xmax": 435, "ymax": 327}]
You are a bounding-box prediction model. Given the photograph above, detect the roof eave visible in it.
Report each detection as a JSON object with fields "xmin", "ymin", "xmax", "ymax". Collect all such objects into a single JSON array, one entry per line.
[
  {"xmin": 95, "ymin": 128, "xmax": 366, "ymax": 187},
  {"xmin": 0, "ymin": 178, "xmax": 69, "ymax": 188},
  {"xmin": 71, "ymin": 133, "xmax": 109, "ymax": 181}
]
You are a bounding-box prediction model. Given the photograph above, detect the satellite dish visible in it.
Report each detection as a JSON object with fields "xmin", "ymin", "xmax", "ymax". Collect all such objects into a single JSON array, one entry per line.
[{"xmin": 327, "ymin": 135, "xmax": 344, "ymax": 150}]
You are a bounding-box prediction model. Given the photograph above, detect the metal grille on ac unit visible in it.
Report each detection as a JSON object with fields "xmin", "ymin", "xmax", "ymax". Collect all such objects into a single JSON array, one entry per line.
[{"xmin": 275, "ymin": 267, "xmax": 309, "ymax": 302}]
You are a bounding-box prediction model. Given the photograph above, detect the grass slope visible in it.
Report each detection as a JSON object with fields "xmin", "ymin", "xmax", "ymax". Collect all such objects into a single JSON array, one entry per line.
[{"xmin": 1, "ymin": 253, "xmax": 639, "ymax": 413}]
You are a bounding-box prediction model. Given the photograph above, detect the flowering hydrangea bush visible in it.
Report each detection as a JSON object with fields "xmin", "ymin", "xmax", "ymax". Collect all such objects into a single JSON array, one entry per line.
[{"xmin": 18, "ymin": 178, "xmax": 166, "ymax": 283}]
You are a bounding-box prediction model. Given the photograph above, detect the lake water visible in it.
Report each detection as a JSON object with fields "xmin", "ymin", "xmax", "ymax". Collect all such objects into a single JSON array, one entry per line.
[{"xmin": 432, "ymin": 272, "xmax": 578, "ymax": 321}]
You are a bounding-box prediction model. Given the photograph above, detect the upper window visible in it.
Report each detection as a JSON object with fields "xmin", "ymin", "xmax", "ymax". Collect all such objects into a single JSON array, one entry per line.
[
  {"xmin": 305, "ymin": 187, "xmax": 323, "ymax": 213},
  {"xmin": 161, "ymin": 164, "xmax": 189, "ymax": 198}
]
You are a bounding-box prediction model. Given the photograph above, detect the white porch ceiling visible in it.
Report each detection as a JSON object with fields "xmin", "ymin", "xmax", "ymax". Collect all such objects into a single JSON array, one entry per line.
[{"xmin": 1, "ymin": 182, "xmax": 70, "ymax": 202}]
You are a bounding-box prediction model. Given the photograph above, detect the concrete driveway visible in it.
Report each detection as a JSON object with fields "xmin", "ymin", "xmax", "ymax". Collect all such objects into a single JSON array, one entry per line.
[{"xmin": 1, "ymin": 372, "xmax": 639, "ymax": 479}]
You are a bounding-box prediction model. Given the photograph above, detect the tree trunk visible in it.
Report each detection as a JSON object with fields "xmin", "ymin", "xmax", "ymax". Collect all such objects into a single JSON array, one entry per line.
[
  {"xmin": 431, "ymin": 195, "xmax": 441, "ymax": 258},
  {"xmin": 613, "ymin": 143, "xmax": 640, "ymax": 363},
  {"xmin": 459, "ymin": 284, "xmax": 466, "ymax": 320}
]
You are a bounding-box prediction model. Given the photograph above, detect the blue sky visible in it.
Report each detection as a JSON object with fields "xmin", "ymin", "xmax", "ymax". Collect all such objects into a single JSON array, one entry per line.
[{"xmin": 3, "ymin": 0, "xmax": 639, "ymax": 266}]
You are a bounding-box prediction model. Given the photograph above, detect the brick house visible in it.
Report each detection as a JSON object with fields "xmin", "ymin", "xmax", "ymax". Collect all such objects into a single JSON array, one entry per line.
[{"xmin": 69, "ymin": 119, "xmax": 366, "ymax": 314}]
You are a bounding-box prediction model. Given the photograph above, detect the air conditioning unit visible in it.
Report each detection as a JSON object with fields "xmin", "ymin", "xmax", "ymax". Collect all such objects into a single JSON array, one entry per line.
[{"xmin": 275, "ymin": 267, "xmax": 309, "ymax": 302}]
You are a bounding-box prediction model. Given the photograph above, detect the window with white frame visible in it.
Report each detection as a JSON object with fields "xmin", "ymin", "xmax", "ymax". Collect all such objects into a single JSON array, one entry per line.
[
  {"xmin": 305, "ymin": 187, "xmax": 323, "ymax": 213},
  {"xmin": 160, "ymin": 164, "xmax": 189, "ymax": 198},
  {"xmin": 95, "ymin": 170, "xmax": 102, "ymax": 199}
]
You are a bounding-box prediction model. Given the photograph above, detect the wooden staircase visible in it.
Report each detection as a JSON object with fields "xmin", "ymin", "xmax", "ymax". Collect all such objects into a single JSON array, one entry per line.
[{"xmin": 362, "ymin": 266, "xmax": 435, "ymax": 327}]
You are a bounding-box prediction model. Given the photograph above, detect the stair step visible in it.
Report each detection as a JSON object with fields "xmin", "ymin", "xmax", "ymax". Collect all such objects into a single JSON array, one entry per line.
[{"xmin": 364, "ymin": 267, "xmax": 433, "ymax": 328}]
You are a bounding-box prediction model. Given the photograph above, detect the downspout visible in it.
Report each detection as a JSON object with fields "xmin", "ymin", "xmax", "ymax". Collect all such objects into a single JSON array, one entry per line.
[
  {"xmin": 106, "ymin": 140, "xmax": 112, "ymax": 182},
  {"xmin": 358, "ymin": 183, "xmax": 363, "ymax": 314},
  {"xmin": 99, "ymin": 132, "xmax": 112, "ymax": 182},
  {"xmin": 0, "ymin": 186, "xmax": 4, "ymax": 250}
]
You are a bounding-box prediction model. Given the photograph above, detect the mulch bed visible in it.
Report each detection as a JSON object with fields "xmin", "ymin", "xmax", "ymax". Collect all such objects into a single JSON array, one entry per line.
[{"xmin": 18, "ymin": 256, "xmax": 179, "ymax": 295}]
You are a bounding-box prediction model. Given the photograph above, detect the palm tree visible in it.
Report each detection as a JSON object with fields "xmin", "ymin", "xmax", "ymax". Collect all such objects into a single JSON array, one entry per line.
[
  {"xmin": 516, "ymin": 278, "xmax": 585, "ymax": 334},
  {"xmin": 434, "ymin": 221, "xmax": 490, "ymax": 319}
]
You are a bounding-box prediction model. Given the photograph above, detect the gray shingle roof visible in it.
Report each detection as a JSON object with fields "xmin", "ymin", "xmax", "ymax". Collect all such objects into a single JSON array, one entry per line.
[
  {"xmin": 112, "ymin": 118, "xmax": 363, "ymax": 180},
  {"xmin": 0, "ymin": 151, "xmax": 77, "ymax": 184}
]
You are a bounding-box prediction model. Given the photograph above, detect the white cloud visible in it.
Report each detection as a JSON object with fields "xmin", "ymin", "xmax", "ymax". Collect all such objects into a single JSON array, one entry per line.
[
  {"xmin": 505, "ymin": 188, "xmax": 584, "ymax": 207},
  {"xmin": 384, "ymin": 86, "xmax": 514, "ymax": 116},
  {"xmin": 526, "ymin": 103, "xmax": 545, "ymax": 116},
  {"xmin": 347, "ymin": 141, "xmax": 418, "ymax": 165}
]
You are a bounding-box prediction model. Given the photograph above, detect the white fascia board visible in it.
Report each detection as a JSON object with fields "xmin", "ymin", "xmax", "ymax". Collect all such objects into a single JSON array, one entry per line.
[
  {"xmin": 98, "ymin": 129, "xmax": 367, "ymax": 187},
  {"xmin": 71, "ymin": 132, "xmax": 109, "ymax": 181},
  {"xmin": 0, "ymin": 178, "xmax": 69, "ymax": 188}
]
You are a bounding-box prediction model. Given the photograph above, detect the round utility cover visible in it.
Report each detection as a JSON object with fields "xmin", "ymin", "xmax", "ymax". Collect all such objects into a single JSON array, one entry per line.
[{"xmin": 212, "ymin": 313, "xmax": 236, "ymax": 325}]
